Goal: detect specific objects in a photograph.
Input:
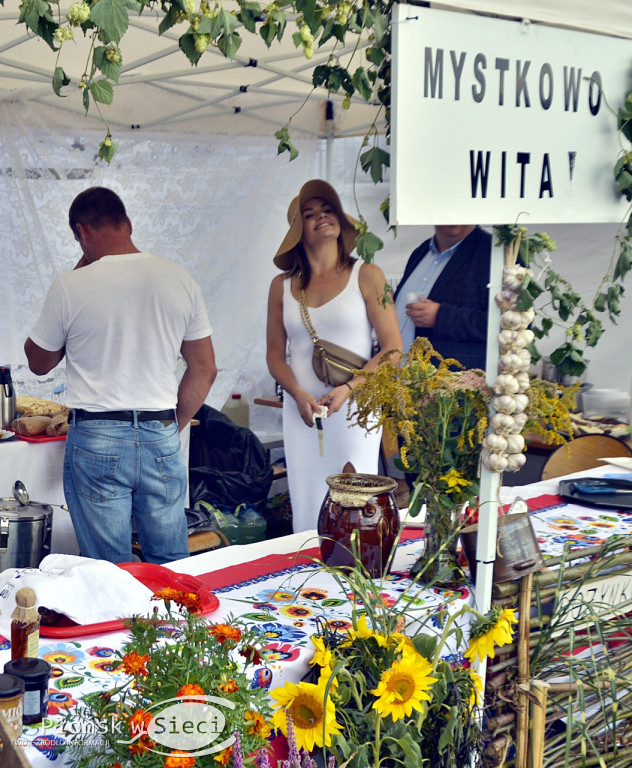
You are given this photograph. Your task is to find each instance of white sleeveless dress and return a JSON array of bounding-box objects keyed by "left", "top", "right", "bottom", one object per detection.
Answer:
[{"left": 282, "top": 259, "right": 382, "bottom": 533}]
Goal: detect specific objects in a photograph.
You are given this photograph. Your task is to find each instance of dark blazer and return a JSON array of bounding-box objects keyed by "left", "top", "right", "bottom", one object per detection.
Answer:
[{"left": 393, "top": 227, "right": 492, "bottom": 369}]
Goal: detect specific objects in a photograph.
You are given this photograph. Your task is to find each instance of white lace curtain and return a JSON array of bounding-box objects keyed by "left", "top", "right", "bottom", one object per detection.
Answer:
[{"left": 0, "top": 100, "right": 326, "bottom": 436}]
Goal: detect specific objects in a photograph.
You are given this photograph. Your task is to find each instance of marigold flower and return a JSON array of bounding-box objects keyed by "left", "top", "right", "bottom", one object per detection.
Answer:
[
  {"left": 210, "top": 624, "right": 242, "bottom": 644},
  {"left": 152, "top": 588, "right": 203, "bottom": 613},
  {"left": 245, "top": 710, "right": 272, "bottom": 739},
  {"left": 218, "top": 679, "right": 239, "bottom": 694},
  {"left": 165, "top": 750, "right": 195, "bottom": 768},
  {"left": 213, "top": 745, "right": 233, "bottom": 765},
  {"left": 128, "top": 708, "right": 152, "bottom": 738},
  {"left": 176, "top": 683, "right": 205, "bottom": 699},
  {"left": 128, "top": 734, "right": 153, "bottom": 755},
  {"left": 122, "top": 651, "right": 150, "bottom": 677}
]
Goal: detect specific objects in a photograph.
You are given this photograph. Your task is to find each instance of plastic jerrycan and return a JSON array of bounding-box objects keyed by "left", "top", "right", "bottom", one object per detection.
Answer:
[{"left": 221, "top": 393, "right": 250, "bottom": 429}]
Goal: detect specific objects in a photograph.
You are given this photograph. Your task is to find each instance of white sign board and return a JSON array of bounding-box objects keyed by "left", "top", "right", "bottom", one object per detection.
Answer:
[{"left": 391, "top": 6, "right": 632, "bottom": 225}]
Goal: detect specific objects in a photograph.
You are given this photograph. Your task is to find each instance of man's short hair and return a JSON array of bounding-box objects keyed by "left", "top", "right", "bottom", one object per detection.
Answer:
[{"left": 69, "top": 187, "right": 130, "bottom": 236}]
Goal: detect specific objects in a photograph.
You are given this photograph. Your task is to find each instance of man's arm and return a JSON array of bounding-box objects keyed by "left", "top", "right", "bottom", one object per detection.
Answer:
[
  {"left": 24, "top": 338, "right": 65, "bottom": 376},
  {"left": 176, "top": 337, "right": 217, "bottom": 431}
]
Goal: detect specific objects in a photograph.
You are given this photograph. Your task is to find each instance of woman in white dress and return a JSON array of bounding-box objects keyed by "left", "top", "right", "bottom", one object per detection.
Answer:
[{"left": 266, "top": 180, "right": 403, "bottom": 533}]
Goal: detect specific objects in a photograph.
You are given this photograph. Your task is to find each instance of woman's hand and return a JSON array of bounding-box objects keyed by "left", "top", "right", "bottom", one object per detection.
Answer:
[
  {"left": 294, "top": 389, "right": 325, "bottom": 427},
  {"left": 318, "top": 383, "right": 352, "bottom": 415}
]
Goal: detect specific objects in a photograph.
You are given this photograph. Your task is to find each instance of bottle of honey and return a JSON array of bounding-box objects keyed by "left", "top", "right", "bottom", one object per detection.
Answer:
[{"left": 11, "top": 587, "right": 40, "bottom": 660}]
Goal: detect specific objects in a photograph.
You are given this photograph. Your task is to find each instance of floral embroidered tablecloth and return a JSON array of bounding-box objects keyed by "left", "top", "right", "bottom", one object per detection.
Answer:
[
  {"left": 0, "top": 534, "right": 474, "bottom": 767},
  {"left": 4, "top": 492, "right": 632, "bottom": 767}
]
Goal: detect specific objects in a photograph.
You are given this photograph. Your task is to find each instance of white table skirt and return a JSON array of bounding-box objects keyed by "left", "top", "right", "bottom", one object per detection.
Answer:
[{"left": 0, "top": 425, "right": 192, "bottom": 557}]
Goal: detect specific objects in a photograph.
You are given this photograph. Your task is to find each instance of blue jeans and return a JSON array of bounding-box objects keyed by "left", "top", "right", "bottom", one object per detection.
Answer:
[{"left": 63, "top": 415, "right": 190, "bottom": 564}]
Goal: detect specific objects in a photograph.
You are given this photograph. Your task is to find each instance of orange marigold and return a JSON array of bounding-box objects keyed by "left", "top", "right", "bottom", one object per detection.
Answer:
[
  {"left": 122, "top": 651, "right": 150, "bottom": 677},
  {"left": 177, "top": 683, "right": 205, "bottom": 699},
  {"left": 164, "top": 750, "right": 195, "bottom": 768},
  {"left": 128, "top": 708, "right": 152, "bottom": 738},
  {"left": 218, "top": 679, "right": 238, "bottom": 694},
  {"left": 152, "top": 588, "right": 202, "bottom": 613},
  {"left": 210, "top": 624, "right": 242, "bottom": 644},
  {"left": 245, "top": 710, "right": 272, "bottom": 739},
  {"left": 128, "top": 735, "right": 154, "bottom": 755},
  {"left": 213, "top": 746, "right": 233, "bottom": 766}
]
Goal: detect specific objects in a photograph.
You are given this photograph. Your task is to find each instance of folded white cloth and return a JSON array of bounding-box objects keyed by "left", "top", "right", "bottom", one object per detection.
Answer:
[{"left": 0, "top": 554, "right": 154, "bottom": 634}]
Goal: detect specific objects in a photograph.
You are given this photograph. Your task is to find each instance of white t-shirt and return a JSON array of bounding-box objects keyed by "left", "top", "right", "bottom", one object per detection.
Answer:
[{"left": 29, "top": 252, "right": 212, "bottom": 411}]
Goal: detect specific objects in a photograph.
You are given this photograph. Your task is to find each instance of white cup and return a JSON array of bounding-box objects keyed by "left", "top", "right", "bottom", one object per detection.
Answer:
[{"left": 406, "top": 291, "right": 424, "bottom": 303}]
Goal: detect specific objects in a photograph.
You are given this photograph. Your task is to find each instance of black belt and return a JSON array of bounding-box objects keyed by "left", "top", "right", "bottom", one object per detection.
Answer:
[{"left": 71, "top": 409, "right": 176, "bottom": 422}]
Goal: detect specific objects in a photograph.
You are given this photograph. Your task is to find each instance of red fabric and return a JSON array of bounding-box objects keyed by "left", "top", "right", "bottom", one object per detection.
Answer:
[{"left": 196, "top": 528, "right": 425, "bottom": 591}]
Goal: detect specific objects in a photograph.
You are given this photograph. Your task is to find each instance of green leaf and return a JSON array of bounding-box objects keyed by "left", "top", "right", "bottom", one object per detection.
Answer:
[
  {"left": 259, "top": 19, "right": 277, "bottom": 47},
  {"left": 360, "top": 146, "right": 390, "bottom": 183},
  {"left": 373, "top": 11, "right": 388, "bottom": 43},
  {"left": 179, "top": 32, "right": 203, "bottom": 65},
  {"left": 90, "top": 0, "right": 130, "bottom": 44},
  {"left": 412, "top": 633, "right": 439, "bottom": 659},
  {"left": 550, "top": 344, "right": 586, "bottom": 377},
  {"left": 366, "top": 46, "right": 385, "bottom": 66},
  {"left": 352, "top": 66, "right": 372, "bottom": 101},
  {"left": 218, "top": 7, "right": 238, "bottom": 35},
  {"left": 94, "top": 48, "right": 122, "bottom": 81},
  {"left": 274, "top": 127, "right": 299, "bottom": 161},
  {"left": 52, "top": 66, "right": 71, "bottom": 96},
  {"left": 90, "top": 79, "right": 114, "bottom": 105},
  {"left": 356, "top": 230, "right": 383, "bottom": 262},
  {"left": 217, "top": 31, "right": 242, "bottom": 59},
  {"left": 82, "top": 86, "right": 90, "bottom": 112},
  {"left": 238, "top": 2, "right": 261, "bottom": 33},
  {"left": 158, "top": 3, "right": 179, "bottom": 35},
  {"left": 98, "top": 139, "right": 119, "bottom": 164}
]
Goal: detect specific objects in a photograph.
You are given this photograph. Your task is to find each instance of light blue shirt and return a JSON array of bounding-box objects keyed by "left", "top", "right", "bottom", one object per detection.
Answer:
[{"left": 395, "top": 237, "right": 464, "bottom": 353}]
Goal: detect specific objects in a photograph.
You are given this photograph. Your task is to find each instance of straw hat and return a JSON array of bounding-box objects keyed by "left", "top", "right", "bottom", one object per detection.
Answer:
[{"left": 273, "top": 179, "right": 359, "bottom": 270}]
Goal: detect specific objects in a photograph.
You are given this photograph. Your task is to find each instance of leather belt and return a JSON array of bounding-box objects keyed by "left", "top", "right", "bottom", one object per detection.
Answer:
[{"left": 71, "top": 409, "right": 176, "bottom": 422}]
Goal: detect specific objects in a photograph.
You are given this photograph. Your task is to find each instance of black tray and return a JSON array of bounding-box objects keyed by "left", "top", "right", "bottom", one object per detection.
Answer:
[{"left": 559, "top": 478, "right": 632, "bottom": 510}]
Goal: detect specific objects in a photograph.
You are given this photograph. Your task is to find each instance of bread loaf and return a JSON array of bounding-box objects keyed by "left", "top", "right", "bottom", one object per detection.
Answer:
[
  {"left": 17, "top": 396, "right": 69, "bottom": 418},
  {"left": 46, "top": 412, "right": 69, "bottom": 436},
  {"left": 12, "top": 415, "right": 53, "bottom": 436}
]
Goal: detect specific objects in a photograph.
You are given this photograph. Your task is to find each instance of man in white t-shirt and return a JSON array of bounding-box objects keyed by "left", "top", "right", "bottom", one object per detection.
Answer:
[{"left": 25, "top": 187, "right": 217, "bottom": 564}]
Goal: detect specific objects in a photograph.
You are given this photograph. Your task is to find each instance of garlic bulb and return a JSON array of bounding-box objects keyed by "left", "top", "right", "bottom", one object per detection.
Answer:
[
  {"left": 517, "top": 307, "right": 536, "bottom": 328},
  {"left": 498, "top": 353, "right": 524, "bottom": 373},
  {"left": 502, "top": 265, "right": 528, "bottom": 291},
  {"left": 510, "top": 412, "right": 529, "bottom": 433},
  {"left": 483, "top": 452, "right": 509, "bottom": 472},
  {"left": 505, "top": 452, "right": 527, "bottom": 471},
  {"left": 495, "top": 290, "right": 518, "bottom": 311},
  {"left": 492, "top": 395, "right": 517, "bottom": 414},
  {"left": 490, "top": 413, "right": 516, "bottom": 434},
  {"left": 515, "top": 371, "right": 531, "bottom": 390},
  {"left": 500, "top": 310, "right": 523, "bottom": 330},
  {"left": 512, "top": 393, "right": 530, "bottom": 413},
  {"left": 494, "top": 374, "right": 520, "bottom": 394},
  {"left": 505, "top": 434, "right": 525, "bottom": 453},
  {"left": 483, "top": 433, "right": 508, "bottom": 452}
]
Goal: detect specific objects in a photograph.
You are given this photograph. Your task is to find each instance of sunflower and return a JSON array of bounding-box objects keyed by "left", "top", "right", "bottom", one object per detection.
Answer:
[
  {"left": 309, "top": 635, "right": 332, "bottom": 669},
  {"left": 371, "top": 652, "right": 437, "bottom": 722},
  {"left": 341, "top": 615, "right": 388, "bottom": 648},
  {"left": 270, "top": 679, "right": 342, "bottom": 751},
  {"left": 465, "top": 606, "right": 518, "bottom": 663}
]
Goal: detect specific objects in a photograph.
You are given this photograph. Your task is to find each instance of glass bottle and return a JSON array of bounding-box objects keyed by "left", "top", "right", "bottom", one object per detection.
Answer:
[{"left": 11, "top": 587, "right": 40, "bottom": 660}]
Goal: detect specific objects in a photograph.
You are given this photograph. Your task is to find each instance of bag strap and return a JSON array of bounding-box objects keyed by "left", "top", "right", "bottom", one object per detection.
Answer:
[{"left": 299, "top": 289, "right": 320, "bottom": 343}]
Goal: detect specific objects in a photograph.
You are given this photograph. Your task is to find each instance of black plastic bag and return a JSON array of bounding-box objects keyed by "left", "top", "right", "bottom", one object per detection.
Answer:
[{"left": 189, "top": 405, "right": 273, "bottom": 516}]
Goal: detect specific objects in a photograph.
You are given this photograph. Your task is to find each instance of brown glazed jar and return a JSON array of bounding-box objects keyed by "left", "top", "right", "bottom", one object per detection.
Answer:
[{"left": 317, "top": 473, "right": 400, "bottom": 578}]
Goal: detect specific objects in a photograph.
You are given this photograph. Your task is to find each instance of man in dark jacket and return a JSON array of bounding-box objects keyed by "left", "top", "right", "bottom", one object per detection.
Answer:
[{"left": 393, "top": 225, "right": 492, "bottom": 369}]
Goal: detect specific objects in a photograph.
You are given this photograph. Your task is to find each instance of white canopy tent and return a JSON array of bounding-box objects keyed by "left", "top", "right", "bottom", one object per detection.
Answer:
[{"left": 0, "top": 1, "right": 631, "bottom": 442}]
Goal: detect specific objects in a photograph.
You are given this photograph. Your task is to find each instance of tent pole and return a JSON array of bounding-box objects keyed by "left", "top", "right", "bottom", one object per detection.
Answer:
[
  {"left": 324, "top": 100, "right": 335, "bottom": 182},
  {"left": 475, "top": 235, "right": 504, "bottom": 611}
]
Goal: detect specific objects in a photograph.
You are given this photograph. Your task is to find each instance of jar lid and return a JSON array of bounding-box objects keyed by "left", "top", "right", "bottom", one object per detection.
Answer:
[
  {"left": 0, "top": 673, "right": 26, "bottom": 697},
  {"left": 4, "top": 659, "right": 52, "bottom": 683}
]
